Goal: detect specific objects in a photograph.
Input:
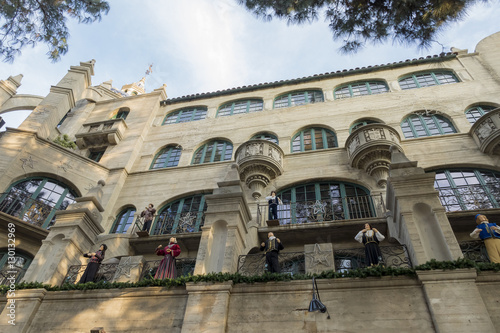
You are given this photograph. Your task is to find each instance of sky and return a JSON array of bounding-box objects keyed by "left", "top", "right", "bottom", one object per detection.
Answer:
[{"left": 1, "top": 0, "right": 500, "bottom": 130}]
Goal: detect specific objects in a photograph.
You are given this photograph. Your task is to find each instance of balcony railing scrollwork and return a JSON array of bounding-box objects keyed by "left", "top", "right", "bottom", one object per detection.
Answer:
[
  {"left": 459, "top": 241, "right": 490, "bottom": 263},
  {"left": 139, "top": 258, "right": 197, "bottom": 280},
  {"left": 61, "top": 263, "right": 119, "bottom": 285},
  {"left": 0, "top": 192, "right": 57, "bottom": 228},
  {"left": 437, "top": 184, "right": 500, "bottom": 212},
  {"left": 151, "top": 211, "right": 205, "bottom": 235},
  {"left": 470, "top": 107, "right": 500, "bottom": 156},
  {"left": 237, "top": 252, "right": 306, "bottom": 276}
]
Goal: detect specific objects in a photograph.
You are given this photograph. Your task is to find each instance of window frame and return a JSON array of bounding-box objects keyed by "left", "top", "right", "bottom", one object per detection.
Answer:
[
  {"left": 399, "top": 71, "right": 459, "bottom": 90},
  {"left": 465, "top": 105, "right": 497, "bottom": 124},
  {"left": 162, "top": 107, "right": 208, "bottom": 125},
  {"left": 291, "top": 127, "right": 337, "bottom": 153},
  {"left": 150, "top": 145, "right": 182, "bottom": 169},
  {"left": 110, "top": 207, "right": 136, "bottom": 234},
  {"left": 216, "top": 99, "right": 264, "bottom": 117},
  {"left": 251, "top": 133, "right": 279, "bottom": 144},
  {"left": 401, "top": 113, "right": 457, "bottom": 139},
  {"left": 273, "top": 90, "right": 324, "bottom": 109},
  {"left": 191, "top": 140, "right": 233, "bottom": 165},
  {"left": 334, "top": 81, "right": 389, "bottom": 99}
]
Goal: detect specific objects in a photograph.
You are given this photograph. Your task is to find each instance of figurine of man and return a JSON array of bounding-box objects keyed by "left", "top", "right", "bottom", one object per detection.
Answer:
[
  {"left": 470, "top": 214, "right": 500, "bottom": 263},
  {"left": 141, "top": 203, "right": 156, "bottom": 233},
  {"left": 260, "top": 232, "right": 284, "bottom": 273}
]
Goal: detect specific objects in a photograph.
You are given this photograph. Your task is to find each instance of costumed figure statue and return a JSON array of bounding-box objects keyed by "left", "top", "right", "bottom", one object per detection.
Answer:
[
  {"left": 355, "top": 223, "right": 385, "bottom": 267},
  {"left": 141, "top": 203, "right": 156, "bottom": 232},
  {"left": 78, "top": 244, "right": 107, "bottom": 283},
  {"left": 470, "top": 214, "right": 500, "bottom": 263},
  {"left": 260, "top": 232, "right": 284, "bottom": 273},
  {"left": 265, "top": 191, "right": 283, "bottom": 220},
  {"left": 154, "top": 237, "right": 181, "bottom": 279}
]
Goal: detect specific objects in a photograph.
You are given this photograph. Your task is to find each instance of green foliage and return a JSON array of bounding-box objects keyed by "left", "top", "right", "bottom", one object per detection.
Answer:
[
  {"left": 0, "top": 0, "right": 110, "bottom": 62},
  {"left": 2, "top": 259, "right": 499, "bottom": 295},
  {"left": 237, "top": 0, "right": 484, "bottom": 53},
  {"left": 53, "top": 134, "right": 77, "bottom": 149}
]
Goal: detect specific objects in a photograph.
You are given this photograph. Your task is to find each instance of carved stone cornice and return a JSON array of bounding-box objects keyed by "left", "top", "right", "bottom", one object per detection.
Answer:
[
  {"left": 470, "top": 107, "right": 500, "bottom": 156},
  {"left": 235, "top": 139, "right": 284, "bottom": 198},
  {"left": 345, "top": 124, "right": 404, "bottom": 187}
]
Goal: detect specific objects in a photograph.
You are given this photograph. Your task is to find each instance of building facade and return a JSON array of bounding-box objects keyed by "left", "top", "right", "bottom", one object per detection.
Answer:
[{"left": 0, "top": 31, "right": 500, "bottom": 332}]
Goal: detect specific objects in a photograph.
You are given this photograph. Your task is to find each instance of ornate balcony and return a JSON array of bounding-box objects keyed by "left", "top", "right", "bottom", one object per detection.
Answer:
[
  {"left": 235, "top": 139, "right": 284, "bottom": 199},
  {"left": 345, "top": 124, "right": 403, "bottom": 187},
  {"left": 470, "top": 107, "right": 500, "bottom": 155},
  {"left": 75, "top": 118, "right": 127, "bottom": 149}
]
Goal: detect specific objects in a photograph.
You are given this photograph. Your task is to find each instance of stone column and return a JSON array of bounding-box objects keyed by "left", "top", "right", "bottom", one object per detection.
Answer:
[
  {"left": 304, "top": 243, "right": 335, "bottom": 274},
  {"left": 22, "top": 181, "right": 105, "bottom": 286},
  {"left": 0, "top": 288, "right": 46, "bottom": 333},
  {"left": 0, "top": 74, "right": 22, "bottom": 107},
  {"left": 18, "top": 60, "right": 95, "bottom": 139},
  {"left": 194, "top": 164, "right": 252, "bottom": 275},
  {"left": 386, "top": 149, "right": 463, "bottom": 265},
  {"left": 418, "top": 269, "right": 496, "bottom": 333},
  {"left": 181, "top": 281, "right": 233, "bottom": 333},
  {"left": 112, "top": 256, "right": 146, "bottom": 283}
]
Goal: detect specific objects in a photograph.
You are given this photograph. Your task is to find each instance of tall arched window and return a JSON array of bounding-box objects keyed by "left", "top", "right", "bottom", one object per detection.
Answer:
[
  {"left": 0, "top": 177, "right": 77, "bottom": 229},
  {"left": 276, "top": 182, "right": 374, "bottom": 224},
  {"left": 150, "top": 145, "right": 182, "bottom": 169},
  {"left": 291, "top": 127, "right": 337, "bottom": 152},
  {"left": 401, "top": 113, "right": 456, "bottom": 139},
  {"left": 217, "top": 99, "right": 263, "bottom": 117},
  {"left": 163, "top": 107, "right": 207, "bottom": 125},
  {"left": 433, "top": 169, "right": 500, "bottom": 212},
  {"left": 334, "top": 81, "right": 388, "bottom": 99},
  {"left": 399, "top": 71, "right": 458, "bottom": 90},
  {"left": 0, "top": 252, "right": 33, "bottom": 285},
  {"left": 110, "top": 207, "right": 136, "bottom": 234},
  {"left": 251, "top": 133, "right": 279, "bottom": 144},
  {"left": 192, "top": 140, "right": 233, "bottom": 164},
  {"left": 465, "top": 105, "right": 497, "bottom": 124},
  {"left": 152, "top": 194, "right": 209, "bottom": 235},
  {"left": 274, "top": 90, "right": 324, "bottom": 109}
]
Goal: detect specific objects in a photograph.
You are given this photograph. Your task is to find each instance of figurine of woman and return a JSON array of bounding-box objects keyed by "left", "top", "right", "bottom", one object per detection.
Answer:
[
  {"left": 78, "top": 244, "right": 107, "bottom": 283},
  {"left": 354, "top": 223, "right": 385, "bottom": 266},
  {"left": 154, "top": 237, "right": 181, "bottom": 279}
]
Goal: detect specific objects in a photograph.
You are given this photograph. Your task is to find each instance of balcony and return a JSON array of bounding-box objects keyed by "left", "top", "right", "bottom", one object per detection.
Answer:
[
  {"left": 235, "top": 139, "right": 284, "bottom": 199},
  {"left": 345, "top": 124, "right": 403, "bottom": 187},
  {"left": 437, "top": 184, "right": 500, "bottom": 212},
  {"left": 75, "top": 118, "right": 127, "bottom": 149},
  {"left": 0, "top": 192, "right": 58, "bottom": 229},
  {"left": 470, "top": 107, "right": 500, "bottom": 155}
]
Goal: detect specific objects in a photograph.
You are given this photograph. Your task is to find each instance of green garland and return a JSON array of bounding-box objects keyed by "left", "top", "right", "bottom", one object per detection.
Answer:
[{"left": 1, "top": 259, "right": 498, "bottom": 295}]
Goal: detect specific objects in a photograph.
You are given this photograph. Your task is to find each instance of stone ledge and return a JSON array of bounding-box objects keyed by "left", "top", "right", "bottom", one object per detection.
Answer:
[{"left": 417, "top": 268, "right": 478, "bottom": 282}]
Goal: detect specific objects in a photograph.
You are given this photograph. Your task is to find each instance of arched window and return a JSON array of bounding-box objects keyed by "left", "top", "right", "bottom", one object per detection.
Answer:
[
  {"left": 192, "top": 140, "right": 233, "bottom": 164},
  {"left": 152, "top": 194, "right": 209, "bottom": 235},
  {"left": 0, "top": 251, "right": 32, "bottom": 285},
  {"left": 465, "top": 105, "right": 497, "bottom": 124},
  {"left": 0, "top": 177, "right": 77, "bottom": 229},
  {"left": 433, "top": 169, "right": 500, "bottom": 212},
  {"left": 111, "top": 107, "right": 130, "bottom": 120},
  {"left": 110, "top": 207, "right": 136, "bottom": 234},
  {"left": 274, "top": 90, "right": 324, "bottom": 109},
  {"left": 399, "top": 71, "right": 459, "bottom": 90},
  {"left": 150, "top": 145, "right": 182, "bottom": 169},
  {"left": 276, "top": 182, "right": 374, "bottom": 224},
  {"left": 163, "top": 107, "right": 207, "bottom": 125},
  {"left": 291, "top": 127, "right": 337, "bottom": 152},
  {"left": 349, "top": 119, "right": 382, "bottom": 133},
  {"left": 401, "top": 113, "right": 456, "bottom": 139},
  {"left": 334, "top": 81, "right": 388, "bottom": 99},
  {"left": 251, "top": 133, "right": 279, "bottom": 144},
  {"left": 217, "top": 99, "right": 263, "bottom": 117}
]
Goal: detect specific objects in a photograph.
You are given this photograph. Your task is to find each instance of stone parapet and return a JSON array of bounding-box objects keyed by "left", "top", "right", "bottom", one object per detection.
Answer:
[{"left": 470, "top": 107, "right": 500, "bottom": 155}]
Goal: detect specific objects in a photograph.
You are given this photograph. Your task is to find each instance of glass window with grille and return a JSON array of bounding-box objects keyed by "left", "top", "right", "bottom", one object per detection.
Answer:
[
  {"left": 251, "top": 133, "right": 279, "bottom": 144},
  {"left": 0, "top": 252, "right": 32, "bottom": 285},
  {"left": 110, "top": 207, "right": 136, "bottom": 234},
  {"left": 88, "top": 149, "right": 105, "bottom": 162},
  {"left": 349, "top": 120, "right": 381, "bottom": 133},
  {"left": 163, "top": 107, "right": 208, "bottom": 125},
  {"left": 275, "top": 182, "right": 374, "bottom": 224},
  {"left": 401, "top": 113, "right": 457, "bottom": 139},
  {"left": 192, "top": 140, "right": 233, "bottom": 164},
  {"left": 399, "top": 71, "right": 458, "bottom": 90},
  {"left": 291, "top": 127, "right": 337, "bottom": 152},
  {"left": 152, "top": 194, "right": 208, "bottom": 235},
  {"left": 433, "top": 169, "right": 500, "bottom": 212},
  {"left": 150, "top": 146, "right": 182, "bottom": 169},
  {"left": 465, "top": 105, "right": 497, "bottom": 124},
  {"left": 217, "top": 99, "right": 263, "bottom": 117},
  {"left": 334, "top": 81, "right": 388, "bottom": 99},
  {"left": 274, "top": 90, "right": 324, "bottom": 109},
  {"left": 0, "top": 178, "right": 77, "bottom": 229}
]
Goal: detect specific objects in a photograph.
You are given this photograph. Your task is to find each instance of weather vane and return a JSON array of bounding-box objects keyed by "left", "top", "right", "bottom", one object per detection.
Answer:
[{"left": 145, "top": 63, "right": 153, "bottom": 76}]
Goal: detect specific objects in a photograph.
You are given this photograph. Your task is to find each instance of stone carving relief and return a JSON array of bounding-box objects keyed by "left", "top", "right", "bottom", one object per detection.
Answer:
[
  {"left": 475, "top": 118, "right": 497, "bottom": 142},
  {"left": 58, "top": 161, "right": 73, "bottom": 172},
  {"left": 245, "top": 142, "right": 263, "bottom": 157},
  {"left": 114, "top": 257, "right": 140, "bottom": 279},
  {"left": 305, "top": 243, "right": 331, "bottom": 268},
  {"left": 20, "top": 155, "right": 36, "bottom": 172},
  {"left": 349, "top": 136, "right": 360, "bottom": 154},
  {"left": 364, "top": 128, "right": 386, "bottom": 141},
  {"left": 268, "top": 146, "right": 282, "bottom": 164}
]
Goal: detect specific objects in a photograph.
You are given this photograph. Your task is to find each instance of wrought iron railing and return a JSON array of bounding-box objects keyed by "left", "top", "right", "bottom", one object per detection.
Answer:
[
  {"left": 0, "top": 192, "right": 56, "bottom": 228},
  {"left": 459, "top": 241, "right": 490, "bottom": 263},
  {"left": 257, "top": 194, "right": 385, "bottom": 225},
  {"left": 61, "top": 263, "right": 119, "bottom": 285},
  {"left": 438, "top": 184, "right": 500, "bottom": 212},
  {"left": 150, "top": 211, "right": 205, "bottom": 235},
  {"left": 139, "top": 258, "right": 197, "bottom": 280},
  {"left": 237, "top": 245, "right": 411, "bottom": 276},
  {"left": 0, "top": 267, "right": 28, "bottom": 285},
  {"left": 237, "top": 252, "right": 306, "bottom": 276}
]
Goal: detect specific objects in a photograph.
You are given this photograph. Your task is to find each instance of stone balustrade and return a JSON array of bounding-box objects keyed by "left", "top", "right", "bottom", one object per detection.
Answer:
[
  {"left": 345, "top": 124, "right": 403, "bottom": 187},
  {"left": 75, "top": 118, "right": 127, "bottom": 149},
  {"left": 470, "top": 107, "right": 500, "bottom": 155},
  {"left": 235, "top": 139, "right": 284, "bottom": 198}
]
